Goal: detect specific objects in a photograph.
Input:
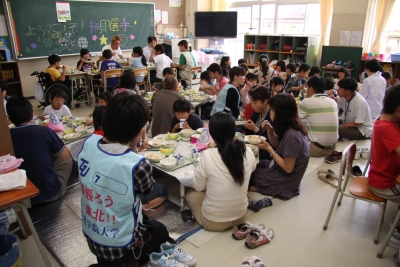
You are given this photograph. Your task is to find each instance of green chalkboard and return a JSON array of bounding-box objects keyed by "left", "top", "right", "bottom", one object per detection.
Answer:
[{"left": 5, "top": 0, "right": 155, "bottom": 59}]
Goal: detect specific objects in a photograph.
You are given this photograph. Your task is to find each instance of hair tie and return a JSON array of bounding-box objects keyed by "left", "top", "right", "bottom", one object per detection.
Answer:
[{"left": 261, "top": 58, "right": 268, "bottom": 63}]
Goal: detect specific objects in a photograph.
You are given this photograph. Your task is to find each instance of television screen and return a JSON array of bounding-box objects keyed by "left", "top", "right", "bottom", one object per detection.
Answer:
[{"left": 194, "top": 12, "right": 238, "bottom": 38}]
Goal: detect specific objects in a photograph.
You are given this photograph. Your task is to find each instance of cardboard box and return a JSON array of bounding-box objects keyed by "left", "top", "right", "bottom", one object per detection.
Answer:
[{"left": 0, "top": 49, "right": 11, "bottom": 61}]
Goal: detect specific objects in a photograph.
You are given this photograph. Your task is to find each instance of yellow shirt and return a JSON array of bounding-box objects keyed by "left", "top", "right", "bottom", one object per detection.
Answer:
[{"left": 45, "top": 67, "right": 61, "bottom": 81}]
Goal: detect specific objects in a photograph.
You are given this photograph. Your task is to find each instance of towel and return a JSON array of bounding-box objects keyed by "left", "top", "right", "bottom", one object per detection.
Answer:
[{"left": 0, "top": 170, "right": 27, "bottom": 192}]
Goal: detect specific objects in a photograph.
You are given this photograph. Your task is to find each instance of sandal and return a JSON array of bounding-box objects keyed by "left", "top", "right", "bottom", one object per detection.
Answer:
[
  {"left": 251, "top": 256, "right": 266, "bottom": 267},
  {"left": 318, "top": 174, "right": 338, "bottom": 187},
  {"left": 245, "top": 228, "right": 274, "bottom": 249},
  {"left": 318, "top": 169, "right": 336, "bottom": 176},
  {"left": 240, "top": 257, "right": 252, "bottom": 267},
  {"left": 232, "top": 222, "right": 265, "bottom": 240}
]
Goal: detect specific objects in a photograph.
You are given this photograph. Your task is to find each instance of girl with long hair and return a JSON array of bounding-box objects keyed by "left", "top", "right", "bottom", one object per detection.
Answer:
[
  {"left": 130, "top": 46, "right": 147, "bottom": 83},
  {"left": 254, "top": 54, "right": 276, "bottom": 87},
  {"left": 220, "top": 56, "right": 232, "bottom": 78},
  {"left": 250, "top": 94, "right": 310, "bottom": 200},
  {"left": 186, "top": 112, "right": 256, "bottom": 231}
]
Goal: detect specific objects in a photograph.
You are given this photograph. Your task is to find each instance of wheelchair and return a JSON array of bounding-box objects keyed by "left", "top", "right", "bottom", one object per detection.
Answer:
[{"left": 31, "top": 71, "right": 81, "bottom": 109}]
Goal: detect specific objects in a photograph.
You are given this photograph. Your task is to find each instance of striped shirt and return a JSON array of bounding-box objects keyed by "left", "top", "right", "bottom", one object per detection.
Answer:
[{"left": 298, "top": 94, "right": 339, "bottom": 146}]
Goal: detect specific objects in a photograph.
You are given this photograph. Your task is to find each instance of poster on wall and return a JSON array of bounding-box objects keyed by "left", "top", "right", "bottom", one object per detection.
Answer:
[
  {"left": 169, "top": 0, "right": 183, "bottom": 8},
  {"left": 56, "top": 2, "right": 71, "bottom": 22}
]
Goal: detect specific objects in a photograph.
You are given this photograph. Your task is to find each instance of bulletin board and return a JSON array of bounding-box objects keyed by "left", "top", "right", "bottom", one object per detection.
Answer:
[{"left": 3, "top": 0, "right": 155, "bottom": 59}]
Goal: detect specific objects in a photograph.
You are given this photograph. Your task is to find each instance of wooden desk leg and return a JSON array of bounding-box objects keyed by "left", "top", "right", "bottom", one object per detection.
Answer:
[
  {"left": 13, "top": 203, "right": 52, "bottom": 267},
  {"left": 180, "top": 183, "right": 185, "bottom": 211}
]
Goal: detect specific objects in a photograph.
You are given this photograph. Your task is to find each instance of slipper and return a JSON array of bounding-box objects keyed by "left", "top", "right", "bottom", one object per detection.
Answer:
[
  {"left": 240, "top": 257, "right": 252, "bottom": 267},
  {"left": 318, "top": 169, "right": 336, "bottom": 176},
  {"left": 318, "top": 173, "right": 338, "bottom": 187}
]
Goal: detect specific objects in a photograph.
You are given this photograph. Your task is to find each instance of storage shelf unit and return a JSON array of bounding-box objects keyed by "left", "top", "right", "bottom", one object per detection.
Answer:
[
  {"left": 243, "top": 35, "right": 318, "bottom": 67},
  {"left": 0, "top": 61, "right": 23, "bottom": 97}
]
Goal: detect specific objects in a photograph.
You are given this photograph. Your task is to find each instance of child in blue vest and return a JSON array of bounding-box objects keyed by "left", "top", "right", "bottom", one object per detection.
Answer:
[{"left": 78, "top": 92, "right": 168, "bottom": 266}]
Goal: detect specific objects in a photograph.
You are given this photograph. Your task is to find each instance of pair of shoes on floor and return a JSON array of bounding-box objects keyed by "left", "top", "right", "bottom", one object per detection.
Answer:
[
  {"left": 148, "top": 243, "right": 196, "bottom": 267},
  {"left": 240, "top": 256, "right": 266, "bottom": 267},
  {"left": 355, "top": 146, "right": 370, "bottom": 160},
  {"left": 232, "top": 222, "right": 274, "bottom": 249},
  {"left": 318, "top": 169, "right": 339, "bottom": 187},
  {"left": 324, "top": 151, "right": 342, "bottom": 164}
]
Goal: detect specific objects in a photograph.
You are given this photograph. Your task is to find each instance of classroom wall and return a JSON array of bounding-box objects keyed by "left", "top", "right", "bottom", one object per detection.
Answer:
[
  {"left": 329, "top": 0, "right": 369, "bottom": 46},
  {"left": 1, "top": 0, "right": 186, "bottom": 97}
]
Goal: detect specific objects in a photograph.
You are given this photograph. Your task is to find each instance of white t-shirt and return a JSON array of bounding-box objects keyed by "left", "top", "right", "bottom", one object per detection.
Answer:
[
  {"left": 43, "top": 105, "right": 72, "bottom": 119},
  {"left": 142, "top": 45, "right": 152, "bottom": 63},
  {"left": 337, "top": 93, "right": 373, "bottom": 137},
  {"left": 102, "top": 44, "right": 122, "bottom": 61},
  {"left": 153, "top": 54, "right": 173, "bottom": 79},
  {"left": 359, "top": 71, "right": 386, "bottom": 122},
  {"left": 193, "top": 147, "right": 256, "bottom": 222}
]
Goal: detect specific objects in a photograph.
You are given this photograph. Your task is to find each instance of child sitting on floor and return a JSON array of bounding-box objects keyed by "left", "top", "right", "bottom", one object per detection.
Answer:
[
  {"left": 114, "top": 71, "right": 140, "bottom": 95},
  {"left": 199, "top": 71, "right": 214, "bottom": 91},
  {"left": 92, "top": 106, "right": 106, "bottom": 136},
  {"left": 151, "top": 67, "right": 175, "bottom": 91},
  {"left": 100, "top": 49, "right": 122, "bottom": 93},
  {"left": 39, "top": 88, "right": 72, "bottom": 120},
  {"left": 170, "top": 98, "right": 203, "bottom": 133}
]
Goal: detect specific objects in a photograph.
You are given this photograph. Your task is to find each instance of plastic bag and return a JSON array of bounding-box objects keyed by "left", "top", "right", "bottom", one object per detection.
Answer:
[{"left": 34, "top": 82, "right": 44, "bottom": 102}]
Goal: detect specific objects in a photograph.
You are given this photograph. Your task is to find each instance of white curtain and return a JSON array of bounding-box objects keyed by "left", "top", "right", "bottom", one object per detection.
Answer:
[
  {"left": 370, "top": 0, "right": 396, "bottom": 53},
  {"left": 318, "top": 0, "right": 334, "bottom": 60},
  {"left": 212, "top": 0, "right": 227, "bottom": 11}
]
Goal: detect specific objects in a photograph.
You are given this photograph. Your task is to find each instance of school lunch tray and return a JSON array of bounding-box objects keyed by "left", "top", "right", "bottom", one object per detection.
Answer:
[
  {"left": 62, "top": 131, "right": 91, "bottom": 144},
  {"left": 152, "top": 158, "right": 193, "bottom": 172}
]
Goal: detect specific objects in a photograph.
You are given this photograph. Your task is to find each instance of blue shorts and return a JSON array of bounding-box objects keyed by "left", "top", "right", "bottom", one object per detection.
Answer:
[{"left": 140, "top": 183, "right": 168, "bottom": 204}]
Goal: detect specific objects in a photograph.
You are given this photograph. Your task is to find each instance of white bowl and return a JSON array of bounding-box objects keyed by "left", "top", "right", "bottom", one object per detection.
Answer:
[
  {"left": 162, "top": 141, "right": 177, "bottom": 148},
  {"left": 75, "top": 126, "right": 87, "bottom": 133},
  {"left": 149, "top": 140, "right": 163, "bottom": 147},
  {"left": 191, "top": 134, "right": 201, "bottom": 139},
  {"left": 74, "top": 117, "right": 88, "bottom": 123},
  {"left": 153, "top": 135, "right": 165, "bottom": 141},
  {"left": 160, "top": 158, "right": 177, "bottom": 169},
  {"left": 144, "top": 152, "right": 165, "bottom": 162},
  {"left": 43, "top": 119, "right": 49, "bottom": 124},
  {"left": 181, "top": 129, "right": 194, "bottom": 137},
  {"left": 245, "top": 135, "right": 266, "bottom": 144}
]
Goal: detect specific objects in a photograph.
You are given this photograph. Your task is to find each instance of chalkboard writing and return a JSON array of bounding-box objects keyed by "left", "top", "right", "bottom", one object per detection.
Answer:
[{"left": 5, "top": 0, "right": 155, "bottom": 59}]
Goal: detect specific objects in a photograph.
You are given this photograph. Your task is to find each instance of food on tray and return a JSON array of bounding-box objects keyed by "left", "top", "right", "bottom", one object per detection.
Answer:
[
  {"left": 149, "top": 140, "right": 163, "bottom": 147},
  {"left": 144, "top": 152, "right": 165, "bottom": 160},
  {"left": 160, "top": 147, "right": 174, "bottom": 155},
  {"left": 64, "top": 133, "right": 81, "bottom": 140},
  {"left": 75, "top": 126, "right": 87, "bottom": 133},
  {"left": 63, "top": 128, "right": 74, "bottom": 135}
]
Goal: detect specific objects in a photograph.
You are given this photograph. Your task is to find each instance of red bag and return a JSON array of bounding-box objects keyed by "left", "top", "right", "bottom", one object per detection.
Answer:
[
  {"left": 282, "top": 44, "right": 293, "bottom": 52},
  {"left": 258, "top": 43, "right": 267, "bottom": 50}
]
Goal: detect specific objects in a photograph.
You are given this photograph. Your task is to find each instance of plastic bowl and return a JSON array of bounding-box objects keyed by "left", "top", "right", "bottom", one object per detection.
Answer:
[
  {"left": 181, "top": 129, "right": 194, "bottom": 137},
  {"left": 245, "top": 135, "right": 266, "bottom": 144},
  {"left": 160, "top": 158, "right": 177, "bottom": 169},
  {"left": 162, "top": 141, "right": 177, "bottom": 149},
  {"left": 144, "top": 152, "right": 165, "bottom": 162},
  {"left": 75, "top": 126, "right": 87, "bottom": 133}
]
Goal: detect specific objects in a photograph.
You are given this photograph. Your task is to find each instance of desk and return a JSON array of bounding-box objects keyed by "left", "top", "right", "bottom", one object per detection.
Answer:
[
  {"left": 0, "top": 178, "right": 52, "bottom": 266},
  {"left": 140, "top": 140, "right": 197, "bottom": 210},
  {"left": 322, "top": 67, "right": 355, "bottom": 78},
  {"left": 65, "top": 72, "right": 91, "bottom": 108}
]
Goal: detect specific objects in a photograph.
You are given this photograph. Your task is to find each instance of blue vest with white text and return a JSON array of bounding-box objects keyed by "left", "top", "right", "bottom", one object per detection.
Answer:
[{"left": 78, "top": 134, "right": 144, "bottom": 247}]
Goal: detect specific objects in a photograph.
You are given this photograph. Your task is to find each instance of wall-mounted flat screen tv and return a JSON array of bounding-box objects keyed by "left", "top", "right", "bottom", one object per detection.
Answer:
[{"left": 194, "top": 11, "right": 238, "bottom": 38}]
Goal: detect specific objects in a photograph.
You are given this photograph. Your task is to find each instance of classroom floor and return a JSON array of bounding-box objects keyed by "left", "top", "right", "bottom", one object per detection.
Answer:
[{"left": 20, "top": 98, "right": 397, "bottom": 267}]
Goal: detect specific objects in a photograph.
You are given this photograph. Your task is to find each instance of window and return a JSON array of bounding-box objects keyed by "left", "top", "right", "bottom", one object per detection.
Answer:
[
  {"left": 260, "top": 4, "right": 275, "bottom": 34},
  {"left": 383, "top": 1, "right": 400, "bottom": 54}
]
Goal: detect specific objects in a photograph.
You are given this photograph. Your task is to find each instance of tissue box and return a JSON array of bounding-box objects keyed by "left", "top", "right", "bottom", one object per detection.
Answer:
[
  {"left": 191, "top": 148, "right": 201, "bottom": 160},
  {"left": 0, "top": 49, "right": 11, "bottom": 61}
]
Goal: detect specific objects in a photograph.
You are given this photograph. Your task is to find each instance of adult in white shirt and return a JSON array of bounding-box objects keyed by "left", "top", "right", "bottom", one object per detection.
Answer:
[
  {"left": 328, "top": 77, "right": 372, "bottom": 140},
  {"left": 149, "top": 44, "right": 173, "bottom": 83},
  {"left": 185, "top": 112, "right": 256, "bottom": 231},
  {"left": 98, "top": 36, "right": 123, "bottom": 66},
  {"left": 359, "top": 59, "right": 386, "bottom": 122},
  {"left": 143, "top": 36, "right": 157, "bottom": 63}
]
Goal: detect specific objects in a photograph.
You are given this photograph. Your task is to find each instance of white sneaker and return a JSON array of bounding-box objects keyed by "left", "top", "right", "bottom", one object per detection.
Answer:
[
  {"left": 148, "top": 251, "right": 187, "bottom": 267},
  {"left": 160, "top": 243, "right": 196, "bottom": 267}
]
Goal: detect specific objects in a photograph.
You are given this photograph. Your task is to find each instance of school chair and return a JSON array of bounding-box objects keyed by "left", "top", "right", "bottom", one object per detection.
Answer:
[
  {"left": 323, "top": 143, "right": 387, "bottom": 244},
  {"left": 183, "top": 66, "right": 202, "bottom": 88},
  {"left": 134, "top": 68, "right": 151, "bottom": 92},
  {"left": 103, "top": 68, "right": 124, "bottom": 92}
]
